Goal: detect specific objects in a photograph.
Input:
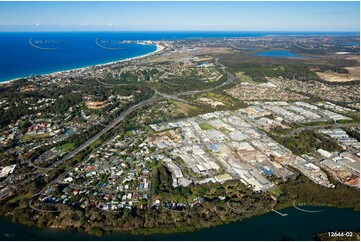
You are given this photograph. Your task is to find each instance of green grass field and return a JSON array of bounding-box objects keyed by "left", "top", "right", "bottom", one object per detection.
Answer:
[
  {"left": 58, "top": 143, "right": 75, "bottom": 152},
  {"left": 9, "top": 193, "right": 33, "bottom": 203},
  {"left": 199, "top": 122, "right": 214, "bottom": 130},
  {"left": 21, "top": 132, "right": 51, "bottom": 141}
]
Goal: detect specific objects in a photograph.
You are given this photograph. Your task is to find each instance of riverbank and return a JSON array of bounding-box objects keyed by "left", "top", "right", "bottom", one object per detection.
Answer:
[
  {"left": 0, "top": 42, "right": 164, "bottom": 86},
  {"left": 0, "top": 206, "right": 359, "bottom": 241},
  {"left": 4, "top": 196, "right": 359, "bottom": 238},
  {"left": 2, "top": 172, "right": 359, "bottom": 238}
]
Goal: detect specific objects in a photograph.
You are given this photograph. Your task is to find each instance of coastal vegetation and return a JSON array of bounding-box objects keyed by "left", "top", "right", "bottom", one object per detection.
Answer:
[
  {"left": 0, "top": 34, "right": 359, "bottom": 239},
  {"left": 227, "top": 63, "right": 319, "bottom": 83},
  {"left": 275, "top": 172, "right": 360, "bottom": 211},
  {"left": 1, "top": 169, "right": 359, "bottom": 237}
]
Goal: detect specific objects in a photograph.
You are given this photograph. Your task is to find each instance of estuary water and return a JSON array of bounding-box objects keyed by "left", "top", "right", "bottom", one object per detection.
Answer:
[
  {"left": 254, "top": 50, "right": 304, "bottom": 58},
  {"left": 0, "top": 206, "right": 359, "bottom": 241}
]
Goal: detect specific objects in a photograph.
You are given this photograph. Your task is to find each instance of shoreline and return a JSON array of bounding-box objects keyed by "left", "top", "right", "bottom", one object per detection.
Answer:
[
  {"left": 0, "top": 205, "right": 359, "bottom": 239},
  {"left": 0, "top": 42, "right": 165, "bottom": 86}
]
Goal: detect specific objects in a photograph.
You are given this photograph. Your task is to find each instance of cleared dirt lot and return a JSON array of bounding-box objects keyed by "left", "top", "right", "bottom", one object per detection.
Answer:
[
  {"left": 85, "top": 100, "right": 109, "bottom": 109},
  {"left": 316, "top": 65, "right": 360, "bottom": 82}
]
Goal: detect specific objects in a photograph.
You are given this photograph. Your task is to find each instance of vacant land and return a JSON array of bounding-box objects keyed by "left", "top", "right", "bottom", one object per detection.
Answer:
[
  {"left": 316, "top": 66, "right": 360, "bottom": 82},
  {"left": 21, "top": 132, "right": 51, "bottom": 141},
  {"left": 235, "top": 72, "right": 257, "bottom": 84},
  {"left": 198, "top": 122, "right": 213, "bottom": 130},
  {"left": 85, "top": 101, "right": 109, "bottom": 109},
  {"left": 171, "top": 100, "right": 199, "bottom": 116}
]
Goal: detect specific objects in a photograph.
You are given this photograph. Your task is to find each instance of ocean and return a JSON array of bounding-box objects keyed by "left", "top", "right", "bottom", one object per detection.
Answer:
[
  {"left": 0, "top": 31, "right": 358, "bottom": 82},
  {"left": 0, "top": 32, "right": 158, "bottom": 82}
]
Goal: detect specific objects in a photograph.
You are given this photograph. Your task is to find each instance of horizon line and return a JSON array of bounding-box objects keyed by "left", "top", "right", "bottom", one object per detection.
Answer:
[{"left": 0, "top": 30, "right": 360, "bottom": 33}]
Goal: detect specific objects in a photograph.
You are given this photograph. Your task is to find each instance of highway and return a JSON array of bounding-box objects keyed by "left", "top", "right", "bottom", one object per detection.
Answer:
[
  {"left": 54, "top": 94, "right": 160, "bottom": 169},
  {"left": 175, "top": 58, "right": 237, "bottom": 97},
  {"left": 41, "top": 61, "right": 225, "bottom": 186},
  {"left": 2, "top": 94, "right": 162, "bottom": 198},
  {"left": 2, "top": 59, "right": 238, "bottom": 203},
  {"left": 271, "top": 122, "right": 359, "bottom": 138},
  {"left": 35, "top": 94, "right": 163, "bottom": 195}
]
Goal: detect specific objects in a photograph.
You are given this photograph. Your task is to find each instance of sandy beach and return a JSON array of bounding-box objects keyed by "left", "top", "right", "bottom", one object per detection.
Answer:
[{"left": 0, "top": 42, "right": 165, "bottom": 86}]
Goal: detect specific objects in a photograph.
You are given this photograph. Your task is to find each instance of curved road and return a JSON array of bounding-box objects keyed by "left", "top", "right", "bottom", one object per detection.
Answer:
[{"left": 3, "top": 59, "right": 238, "bottom": 207}]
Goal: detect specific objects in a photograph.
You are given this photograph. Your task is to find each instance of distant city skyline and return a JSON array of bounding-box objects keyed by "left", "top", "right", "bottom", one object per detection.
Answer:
[{"left": 0, "top": 1, "right": 359, "bottom": 32}]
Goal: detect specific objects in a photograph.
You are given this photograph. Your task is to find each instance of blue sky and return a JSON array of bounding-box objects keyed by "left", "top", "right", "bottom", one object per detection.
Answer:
[{"left": 0, "top": 1, "right": 359, "bottom": 32}]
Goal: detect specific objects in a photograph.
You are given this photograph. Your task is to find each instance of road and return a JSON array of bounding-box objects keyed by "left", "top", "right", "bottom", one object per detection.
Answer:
[
  {"left": 150, "top": 58, "right": 237, "bottom": 103},
  {"left": 147, "top": 169, "right": 156, "bottom": 210},
  {"left": 36, "top": 94, "right": 163, "bottom": 195},
  {"left": 2, "top": 94, "right": 162, "bottom": 198},
  {"left": 52, "top": 58, "right": 235, "bottom": 176},
  {"left": 56, "top": 95, "right": 159, "bottom": 164},
  {"left": 2, "top": 59, "right": 238, "bottom": 202},
  {"left": 43, "top": 60, "right": 235, "bottom": 202},
  {"left": 271, "top": 122, "right": 359, "bottom": 138},
  {"left": 175, "top": 58, "right": 237, "bottom": 97}
]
